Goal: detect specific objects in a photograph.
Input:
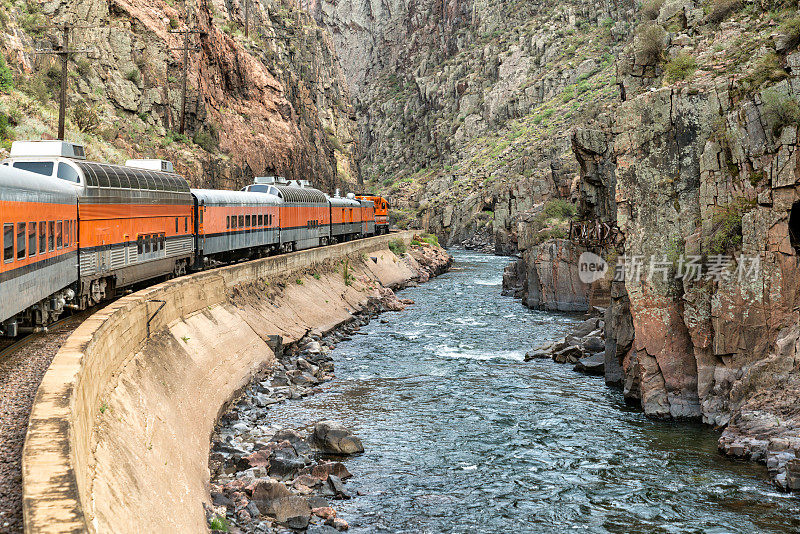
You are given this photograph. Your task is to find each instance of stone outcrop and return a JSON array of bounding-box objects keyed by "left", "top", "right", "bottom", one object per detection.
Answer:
[
  {"left": 315, "top": 0, "right": 637, "bottom": 249},
  {"left": 502, "top": 239, "right": 589, "bottom": 312},
  {"left": 561, "top": 5, "right": 800, "bottom": 489},
  {"left": 1, "top": 0, "right": 359, "bottom": 191}
]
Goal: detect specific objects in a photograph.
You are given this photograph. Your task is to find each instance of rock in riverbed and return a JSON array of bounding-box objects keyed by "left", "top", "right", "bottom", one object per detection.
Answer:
[{"left": 312, "top": 422, "right": 365, "bottom": 454}]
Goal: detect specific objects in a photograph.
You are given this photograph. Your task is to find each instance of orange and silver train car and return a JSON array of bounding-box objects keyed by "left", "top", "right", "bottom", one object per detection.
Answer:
[
  {"left": 355, "top": 194, "right": 390, "bottom": 234},
  {"left": 242, "top": 177, "right": 332, "bottom": 250},
  {"left": 329, "top": 193, "right": 363, "bottom": 243},
  {"left": 0, "top": 163, "right": 79, "bottom": 335},
  {"left": 3, "top": 141, "right": 194, "bottom": 309},
  {"left": 191, "top": 188, "right": 281, "bottom": 264}
]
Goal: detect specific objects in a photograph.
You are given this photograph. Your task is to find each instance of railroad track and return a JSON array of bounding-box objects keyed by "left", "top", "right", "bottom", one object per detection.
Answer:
[{"left": 0, "top": 309, "right": 94, "bottom": 366}]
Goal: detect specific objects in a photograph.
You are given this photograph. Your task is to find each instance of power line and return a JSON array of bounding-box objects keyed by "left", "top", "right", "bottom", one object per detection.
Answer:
[
  {"left": 169, "top": 7, "right": 202, "bottom": 135},
  {"left": 33, "top": 23, "right": 99, "bottom": 140}
]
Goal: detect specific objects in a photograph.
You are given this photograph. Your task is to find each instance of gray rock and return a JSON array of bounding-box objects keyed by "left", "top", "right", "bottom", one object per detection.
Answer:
[
  {"left": 268, "top": 449, "right": 305, "bottom": 481},
  {"left": 574, "top": 352, "right": 605, "bottom": 375},
  {"left": 312, "top": 421, "right": 365, "bottom": 454},
  {"left": 308, "top": 525, "right": 339, "bottom": 534},
  {"left": 582, "top": 336, "right": 605, "bottom": 353},
  {"left": 553, "top": 345, "right": 583, "bottom": 364}
]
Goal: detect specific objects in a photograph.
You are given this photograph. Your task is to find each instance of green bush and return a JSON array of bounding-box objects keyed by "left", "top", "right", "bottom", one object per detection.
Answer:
[
  {"left": 125, "top": 69, "right": 141, "bottom": 84},
  {"left": 0, "top": 53, "right": 11, "bottom": 93},
  {"left": 740, "top": 53, "right": 787, "bottom": 94},
  {"left": 762, "top": 90, "right": 800, "bottom": 137},
  {"left": 388, "top": 239, "right": 406, "bottom": 255},
  {"left": 634, "top": 23, "right": 666, "bottom": 65},
  {"left": 664, "top": 53, "right": 697, "bottom": 82},
  {"left": 705, "top": 198, "right": 756, "bottom": 254},
  {"left": 779, "top": 16, "right": 800, "bottom": 52},
  {"left": 542, "top": 198, "right": 577, "bottom": 219},
  {"left": 640, "top": 0, "right": 664, "bottom": 20},
  {"left": 71, "top": 101, "right": 100, "bottom": 133},
  {"left": 209, "top": 515, "right": 229, "bottom": 532},
  {"left": 421, "top": 234, "right": 439, "bottom": 247},
  {"left": 193, "top": 129, "right": 218, "bottom": 152},
  {"left": 705, "top": 0, "right": 742, "bottom": 23}
]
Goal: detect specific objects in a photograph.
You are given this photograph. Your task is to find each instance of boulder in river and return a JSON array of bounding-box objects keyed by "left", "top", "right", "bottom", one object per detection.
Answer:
[
  {"left": 574, "top": 352, "right": 605, "bottom": 375},
  {"left": 312, "top": 422, "right": 364, "bottom": 454}
]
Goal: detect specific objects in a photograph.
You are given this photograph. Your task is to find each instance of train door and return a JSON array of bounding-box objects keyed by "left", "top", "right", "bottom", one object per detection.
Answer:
[
  {"left": 98, "top": 228, "right": 111, "bottom": 272},
  {"left": 197, "top": 201, "right": 205, "bottom": 251}
]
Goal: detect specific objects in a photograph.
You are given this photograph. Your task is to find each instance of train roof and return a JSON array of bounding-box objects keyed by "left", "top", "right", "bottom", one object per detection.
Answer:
[
  {"left": 272, "top": 185, "right": 328, "bottom": 203},
  {"left": 328, "top": 196, "right": 361, "bottom": 208},
  {"left": 0, "top": 163, "right": 79, "bottom": 203},
  {"left": 191, "top": 188, "right": 282, "bottom": 206},
  {"left": 75, "top": 161, "right": 190, "bottom": 193}
]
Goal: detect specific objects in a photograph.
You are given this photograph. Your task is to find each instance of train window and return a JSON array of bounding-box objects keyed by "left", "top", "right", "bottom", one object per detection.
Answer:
[
  {"left": 48, "top": 221, "right": 55, "bottom": 251},
  {"left": 246, "top": 215, "right": 251, "bottom": 227},
  {"left": 199, "top": 209, "right": 204, "bottom": 224},
  {"left": 16, "top": 222, "right": 25, "bottom": 259},
  {"left": 13, "top": 161, "right": 54, "bottom": 176},
  {"left": 56, "top": 221, "right": 63, "bottom": 249},
  {"left": 137, "top": 236, "right": 143, "bottom": 255},
  {"left": 64, "top": 221, "right": 69, "bottom": 247},
  {"left": 39, "top": 222, "right": 46, "bottom": 254},
  {"left": 184, "top": 217, "right": 188, "bottom": 232},
  {"left": 3, "top": 224, "right": 12, "bottom": 262},
  {"left": 232, "top": 216, "right": 237, "bottom": 229},
  {"left": 161, "top": 234, "right": 166, "bottom": 250},
  {"left": 175, "top": 218, "right": 179, "bottom": 233},
  {"left": 258, "top": 214, "right": 263, "bottom": 226},
  {"left": 28, "top": 222, "right": 36, "bottom": 256},
  {"left": 226, "top": 216, "right": 230, "bottom": 229},
  {"left": 239, "top": 215, "right": 244, "bottom": 228},
  {"left": 57, "top": 162, "right": 80, "bottom": 183}
]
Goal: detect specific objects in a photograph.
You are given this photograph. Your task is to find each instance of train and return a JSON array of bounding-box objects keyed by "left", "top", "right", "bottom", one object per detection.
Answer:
[{"left": 0, "top": 140, "right": 391, "bottom": 337}]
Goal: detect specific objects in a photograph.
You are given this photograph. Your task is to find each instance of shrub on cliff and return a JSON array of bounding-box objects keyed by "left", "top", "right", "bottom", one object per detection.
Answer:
[
  {"left": 665, "top": 54, "right": 697, "bottom": 82},
  {"left": 762, "top": 90, "right": 800, "bottom": 137},
  {"left": 388, "top": 240, "right": 406, "bottom": 256},
  {"left": 705, "top": 0, "right": 743, "bottom": 24},
  {"left": 640, "top": 0, "right": 664, "bottom": 21},
  {"left": 705, "top": 198, "right": 756, "bottom": 255},
  {"left": 740, "top": 53, "right": 787, "bottom": 95},
  {"left": 0, "top": 53, "right": 12, "bottom": 93},
  {"left": 634, "top": 23, "right": 667, "bottom": 65},
  {"left": 779, "top": 16, "right": 800, "bottom": 52}
]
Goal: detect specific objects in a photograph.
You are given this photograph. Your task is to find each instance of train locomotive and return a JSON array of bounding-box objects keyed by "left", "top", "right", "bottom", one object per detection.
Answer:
[{"left": 0, "top": 140, "right": 391, "bottom": 336}]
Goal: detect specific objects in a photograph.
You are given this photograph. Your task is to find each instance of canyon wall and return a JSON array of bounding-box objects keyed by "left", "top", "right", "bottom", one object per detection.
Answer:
[
  {"left": 314, "top": 0, "right": 636, "bottom": 250},
  {"left": 1, "top": 0, "right": 358, "bottom": 191},
  {"left": 569, "top": 4, "right": 800, "bottom": 488}
]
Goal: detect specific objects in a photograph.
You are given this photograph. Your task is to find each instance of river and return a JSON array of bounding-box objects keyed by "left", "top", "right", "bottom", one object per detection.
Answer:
[{"left": 265, "top": 250, "right": 800, "bottom": 533}]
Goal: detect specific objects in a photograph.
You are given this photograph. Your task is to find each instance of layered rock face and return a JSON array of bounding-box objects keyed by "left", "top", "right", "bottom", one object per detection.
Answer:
[
  {"left": 2, "top": 0, "right": 358, "bottom": 191},
  {"left": 315, "top": 0, "right": 636, "bottom": 249},
  {"left": 567, "top": 5, "right": 800, "bottom": 488}
]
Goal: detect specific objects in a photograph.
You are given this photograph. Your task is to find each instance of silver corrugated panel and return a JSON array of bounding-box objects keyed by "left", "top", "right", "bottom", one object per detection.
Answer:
[
  {"left": 166, "top": 236, "right": 192, "bottom": 257},
  {"left": 80, "top": 251, "right": 97, "bottom": 275},
  {"left": 110, "top": 247, "right": 126, "bottom": 269}
]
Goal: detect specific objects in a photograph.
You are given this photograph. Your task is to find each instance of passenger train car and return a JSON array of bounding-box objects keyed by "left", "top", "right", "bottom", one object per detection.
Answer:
[{"left": 0, "top": 141, "right": 393, "bottom": 336}]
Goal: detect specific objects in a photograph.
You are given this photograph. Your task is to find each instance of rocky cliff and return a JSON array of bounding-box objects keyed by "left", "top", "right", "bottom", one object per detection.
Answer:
[
  {"left": 0, "top": 0, "right": 358, "bottom": 191},
  {"left": 314, "top": 0, "right": 636, "bottom": 250},
  {"left": 567, "top": 1, "right": 800, "bottom": 490}
]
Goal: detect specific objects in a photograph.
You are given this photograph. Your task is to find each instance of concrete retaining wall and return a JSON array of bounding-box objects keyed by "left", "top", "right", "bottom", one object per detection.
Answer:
[{"left": 23, "top": 231, "right": 417, "bottom": 534}]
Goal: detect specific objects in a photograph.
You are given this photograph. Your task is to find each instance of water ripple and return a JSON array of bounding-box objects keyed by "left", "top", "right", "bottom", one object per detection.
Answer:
[{"left": 265, "top": 251, "right": 800, "bottom": 533}]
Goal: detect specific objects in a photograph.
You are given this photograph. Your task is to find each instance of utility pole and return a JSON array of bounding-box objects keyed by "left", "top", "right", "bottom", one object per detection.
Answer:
[
  {"left": 34, "top": 23, "right": 93, "bottom": 140},
  {"left": 169, "top": 7, "right": 201, "bottom": 135},
  {"left": 244, "top": 0, "right": 249, "bottom": 38}
]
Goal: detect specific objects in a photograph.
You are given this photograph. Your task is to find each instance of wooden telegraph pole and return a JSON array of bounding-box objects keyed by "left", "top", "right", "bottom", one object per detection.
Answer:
[
  {"left": 169, "top": 7, "right": 201, "bottom": 134},
  {"left": 34, "top": 23, "right": 93, "bottom": 140},
  {"left": 244, "top": 0, "right": 249, "bottom": 38}
]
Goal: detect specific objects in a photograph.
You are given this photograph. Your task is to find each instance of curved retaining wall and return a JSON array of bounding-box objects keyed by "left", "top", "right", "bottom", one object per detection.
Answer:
[{"left": 23, "top": 231, "right": 417, "bottom": 533}]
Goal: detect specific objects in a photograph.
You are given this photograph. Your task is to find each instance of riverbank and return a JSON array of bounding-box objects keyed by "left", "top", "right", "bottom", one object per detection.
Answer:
[
  {"left": 247, "top": 251, "right": 800, "bottom": 533},
  {"left": 22, "top": 232, "right": 451, "bottom": 534},
  {"left": 204, "top": 243, "right": 451, "bottom": 533}
]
